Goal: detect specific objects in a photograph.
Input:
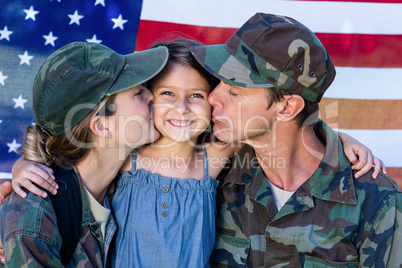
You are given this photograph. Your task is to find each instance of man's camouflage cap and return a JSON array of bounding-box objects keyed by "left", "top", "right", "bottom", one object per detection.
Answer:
[
  {"left": 190, "top": 13, "right": 336, "bottom": 102},
  {"left": 33, "top": 41, "right": 168, "bottom": 135}
]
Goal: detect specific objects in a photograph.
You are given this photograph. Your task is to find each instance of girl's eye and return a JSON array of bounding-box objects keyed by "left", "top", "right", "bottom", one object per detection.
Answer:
[
  {"left": 161, "top": 91, "right": 174, "bottom": 96},
  {"left": 190, "top": 93, "right": 204, "bottom": 98}
]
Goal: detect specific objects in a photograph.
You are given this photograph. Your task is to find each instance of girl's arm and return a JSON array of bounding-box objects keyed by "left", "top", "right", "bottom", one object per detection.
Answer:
[
  {"left": 11, "top": 156, "right": 58, "bottom": 198},
  {"left": 338, "top": 132, "right": 385, "bottom": 179}
]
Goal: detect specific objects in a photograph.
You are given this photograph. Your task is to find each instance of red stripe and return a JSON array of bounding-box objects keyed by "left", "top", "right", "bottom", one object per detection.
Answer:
[
  {"left": 135, "top": 20, "right": 235, "bottom": 50},
  {"left": 316, "top": 33, "right": 402, "bottom": 67},
  {"left": 136, "top": 20, "right": 402, "bottom": 68}
]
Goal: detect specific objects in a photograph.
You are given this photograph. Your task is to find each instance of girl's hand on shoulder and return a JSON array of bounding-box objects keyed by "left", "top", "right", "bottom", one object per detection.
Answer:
[
  {"left": 11, "top": 156, "right": 58, "bottom": 198},
  {"left": 339, "top": 132, "right": 386, "bottom": 179}
]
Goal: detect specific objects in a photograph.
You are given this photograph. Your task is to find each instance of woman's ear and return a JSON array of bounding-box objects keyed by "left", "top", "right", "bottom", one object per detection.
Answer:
[
  {"left": 89, "top": 115, "right": 111, "bottom": 138},
  {"left": 276, "top": 95, "right": 305, "bottom": 122}
]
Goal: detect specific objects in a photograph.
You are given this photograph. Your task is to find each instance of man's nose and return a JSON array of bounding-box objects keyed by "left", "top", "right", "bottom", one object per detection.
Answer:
[{"left": 208, "top": 81, "right": 224, "bottom": 108}]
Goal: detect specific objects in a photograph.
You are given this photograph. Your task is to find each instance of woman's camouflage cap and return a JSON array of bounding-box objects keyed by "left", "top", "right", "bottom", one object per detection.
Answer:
[
  {"left": 33, "top": 42, "right": 168, "bottom": 135},
  {"left": 190, "top": 13, "right": 336, "bottom": 102}
]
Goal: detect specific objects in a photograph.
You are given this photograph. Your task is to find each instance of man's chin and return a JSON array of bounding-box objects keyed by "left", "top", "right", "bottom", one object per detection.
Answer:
[{"left": 213, "top": 127, "right": 235, "bottom": 143}]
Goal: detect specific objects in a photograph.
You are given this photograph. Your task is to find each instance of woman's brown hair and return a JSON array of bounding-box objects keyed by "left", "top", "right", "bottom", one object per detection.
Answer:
[{"left": 22, "top": 95, "right": 116, "bottom": 169}]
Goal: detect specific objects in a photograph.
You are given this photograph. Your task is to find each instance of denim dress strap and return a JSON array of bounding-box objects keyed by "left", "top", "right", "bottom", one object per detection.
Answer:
[
  {"left": 201, "top": 144, "right": 208, "bottom": 179},
  {"left": 131, "top": 149, "right": 137, "bottom": 173}
]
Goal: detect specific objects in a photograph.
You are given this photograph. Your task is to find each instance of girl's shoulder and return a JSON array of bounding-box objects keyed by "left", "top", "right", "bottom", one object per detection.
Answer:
[
  {"left": 119, "top": 153, "right": 132, "bottom": 173},
  {"left": 205, "top": 142, "right": 243, "bottom": 179},
  {"left": 205, "top": 141, "right": 243, "bottom": 159}
]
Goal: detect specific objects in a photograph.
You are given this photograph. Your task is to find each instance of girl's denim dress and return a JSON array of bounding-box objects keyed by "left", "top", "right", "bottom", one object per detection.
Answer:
[{"left": 111, "top": 145, "right": 219, "bottom": 267}]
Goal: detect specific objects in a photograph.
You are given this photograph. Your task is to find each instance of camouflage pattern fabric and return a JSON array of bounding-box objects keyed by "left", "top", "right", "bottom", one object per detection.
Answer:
[
  {"left": 0, "top": 167, "right": 116, "bottom": 267},
  {"left": 211, "top": 120, "right": 402, "bottom": 267}
]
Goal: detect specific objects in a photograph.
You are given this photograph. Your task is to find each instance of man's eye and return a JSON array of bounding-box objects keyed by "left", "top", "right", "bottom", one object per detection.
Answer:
[{"left": 229, "top": 90, "right": 238, "bottom": 96}]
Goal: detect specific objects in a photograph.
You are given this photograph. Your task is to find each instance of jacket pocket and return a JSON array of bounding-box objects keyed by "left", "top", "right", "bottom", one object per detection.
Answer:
[
  {"left": 304, "top": 255, "right": 359, "bottom": 268},
  {"left": 210, "top": 233, "right": 250, "bottom": 268}
]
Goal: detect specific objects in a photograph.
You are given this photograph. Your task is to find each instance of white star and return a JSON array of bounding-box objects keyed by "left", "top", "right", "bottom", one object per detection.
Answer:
[
  {"left": 18, "top": 51, "right": 34, "bottom": 66},
  {"left": 0, "top": 26, "right": 13, "bottom": 41},
  {"left": 43, "top": 31, "right": 58, "bottom": 46},
  {"left": 94, "top": 0, "right": 105, "bottom": 7},
  {"left": 111, "top": 14, "right": 127, "bottom": 30},
  {"left": 7, "top": 139, "right": 21, "bottom": 154},
  {"left": 24, "top": 6, "right": 40, "bottom": 21},
  {"left": 0, "top": 71, "right": 7, "bottom": 86},
  {"left": 0, "top": 120, "right": 2, "bottom": 124},
  {"left": 86, "top": 34, "right": 102, "bottom": 44},
  {"left": 13, "top": 94, "right": 28, "bottom": 109},
  {"left": 68, "top": 10, "right": 84, "bottom": 25}
]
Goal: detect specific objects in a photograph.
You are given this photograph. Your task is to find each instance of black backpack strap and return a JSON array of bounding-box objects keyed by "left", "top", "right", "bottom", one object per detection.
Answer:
[{"left": 48, "top": 166, "right": 82, "bottom": 266}]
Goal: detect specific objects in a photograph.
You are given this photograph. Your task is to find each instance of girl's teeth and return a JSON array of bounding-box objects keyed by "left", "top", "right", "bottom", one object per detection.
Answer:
[{"left": 170, "top": 120, "right": 192, "bottom": 126}]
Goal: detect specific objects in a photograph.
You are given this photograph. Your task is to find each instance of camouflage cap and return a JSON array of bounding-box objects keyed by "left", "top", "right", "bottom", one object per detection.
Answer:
[
  {"left": 190, "top": 13, "right": 336, "bottom": 102},
  {"left": 33, "top": 42, "right": 168, "bottom": 135}
]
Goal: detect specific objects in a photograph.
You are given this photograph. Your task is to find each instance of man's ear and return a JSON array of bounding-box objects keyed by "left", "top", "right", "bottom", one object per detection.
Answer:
[
  {"left": 276, "top": 95, "right": 305, "bottom": 122},
  {"left": 89, "top": 115, "right": 111, "bottom": 138}
]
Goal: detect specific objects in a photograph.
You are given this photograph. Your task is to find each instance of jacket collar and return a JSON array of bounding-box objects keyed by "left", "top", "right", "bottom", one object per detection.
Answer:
[{"left": 73, "top": 166, "right": 91, "bottom": 227}]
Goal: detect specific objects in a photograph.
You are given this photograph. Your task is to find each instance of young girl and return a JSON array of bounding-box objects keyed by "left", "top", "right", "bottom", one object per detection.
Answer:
[
  {"left": 3, "top": 39, "right": 384, "bottom": 267},
  {"left": 0, "top": 42, "right": 168, "bottom": 267}
]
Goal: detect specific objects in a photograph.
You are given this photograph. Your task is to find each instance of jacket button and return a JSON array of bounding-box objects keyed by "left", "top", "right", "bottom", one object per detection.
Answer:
[{"left": 162, "top": 187, "right": 169, "bottom": 193}]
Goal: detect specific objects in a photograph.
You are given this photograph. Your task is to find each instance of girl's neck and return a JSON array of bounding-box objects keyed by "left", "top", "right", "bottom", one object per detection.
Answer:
[
  {"left": 148, "top": 137, "right": 199, "bottom": 158},
  {"left": 76, "top": 148, "right": 130, "bottom": 203},
  {"left": 137, "top": 140, "right": 205, "bottom": 180}
]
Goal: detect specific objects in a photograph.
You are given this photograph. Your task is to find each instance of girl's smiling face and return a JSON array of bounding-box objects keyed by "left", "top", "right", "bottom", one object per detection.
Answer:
[{"left": 151, "top": 62, "right": 212, "bottom": 145}]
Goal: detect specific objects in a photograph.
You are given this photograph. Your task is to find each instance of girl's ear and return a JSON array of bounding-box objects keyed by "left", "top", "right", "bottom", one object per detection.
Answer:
[
  {"left": 276, "top": 94, "right": 305, "bottom": 122},
  {"left": 89, "top": 115, "right": 111, "bottom": 138}
]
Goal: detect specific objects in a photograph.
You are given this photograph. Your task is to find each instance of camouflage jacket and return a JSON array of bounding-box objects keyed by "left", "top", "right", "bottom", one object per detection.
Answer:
[
  {"left": 210, "top": 121, "right": 402, "bottom": 267},
  {"left": 0, "top": 167, "right": 117, "bottom": 268}
]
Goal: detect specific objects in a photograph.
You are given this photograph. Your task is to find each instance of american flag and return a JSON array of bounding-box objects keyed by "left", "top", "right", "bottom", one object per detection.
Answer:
[
  {"left": 0, "top": 0, "right": 141, "bottom": 177},
  {"left": 1, "top": 0, "right": 401, "bottom": 186}
]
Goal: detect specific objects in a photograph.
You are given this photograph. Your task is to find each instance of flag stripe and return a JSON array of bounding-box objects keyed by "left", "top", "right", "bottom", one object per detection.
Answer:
[
  {"left": 333, "top": 129, "right": 402, "bottom": 167},
  {"left": 135, "top": 20, "right": 235, "bottom": 51},
  {"left": 135, "top": 20, "right": 402, "bottom": 68},
  {"left": 386, "top": 168, "right": 402, "bottom": 187},
  {"left": 297, "top": 0, "right": 402, "bottom": 3},
  {"left": 320, "top": 99, "right": 402, "bottom": 130},
  {"left": 140, "top": 0, "right": 402, "bottom": 34},
  {"left": 316, "top": 33, "right": 402, "bottom": 68},
  {"left": 326, "top": 67, "right": 402, "bottom": 99}
]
